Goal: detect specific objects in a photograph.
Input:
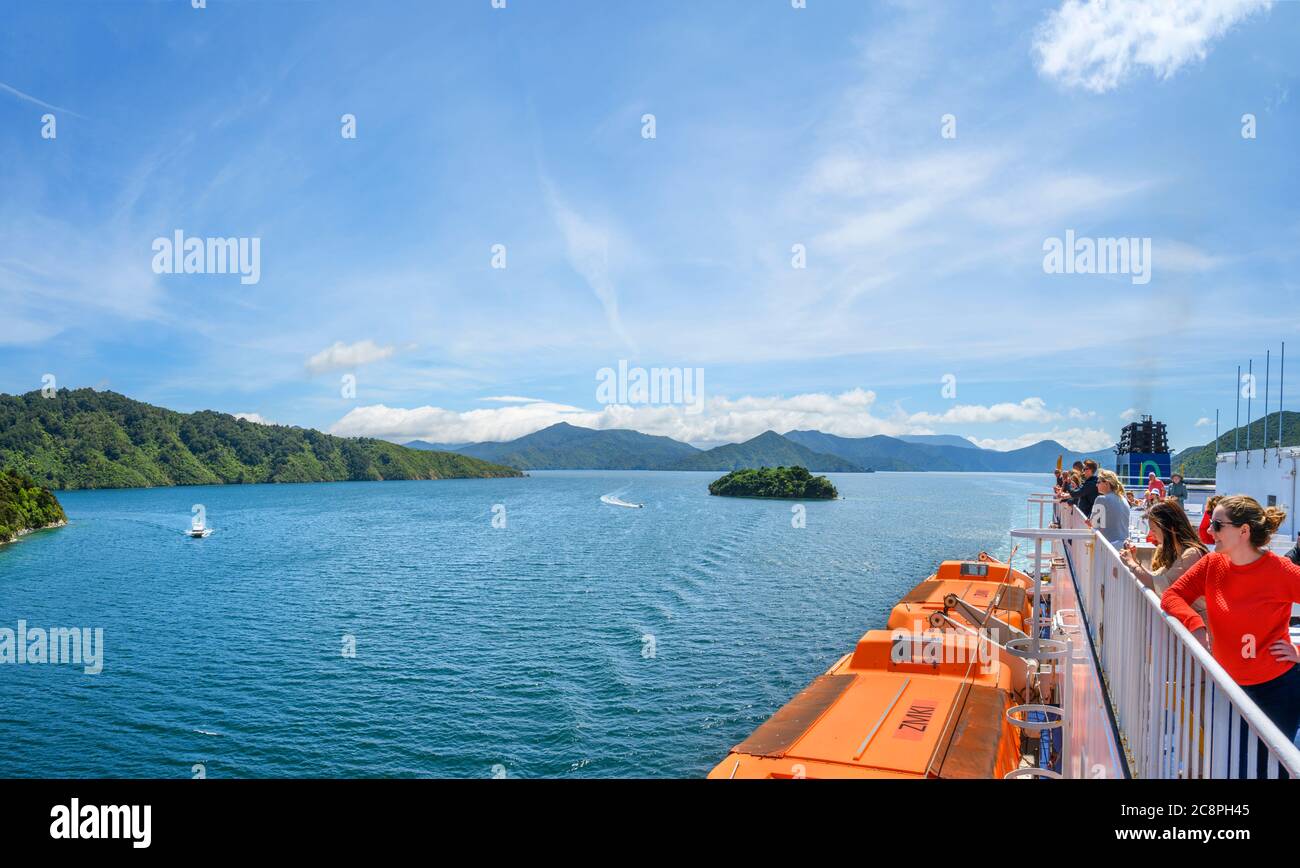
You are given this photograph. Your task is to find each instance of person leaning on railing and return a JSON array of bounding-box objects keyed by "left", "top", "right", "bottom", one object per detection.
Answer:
[
  {"left": 1058, "top": 459, "right": 1099, "bottom": 516},
  {"left": 1086, "top": 470, "right": 1130, "bottom": 548},
  {"left": 1120, "top": 499, "right": 1208, "bottom": 624},
  {"left": 1160, "top": 495, "right": 1300, "bottom": 771}
]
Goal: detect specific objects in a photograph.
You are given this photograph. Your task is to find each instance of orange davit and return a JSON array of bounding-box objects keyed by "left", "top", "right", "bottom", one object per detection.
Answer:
[{"left": 708, "top": 629, "right": 1025, "bottom": 779}]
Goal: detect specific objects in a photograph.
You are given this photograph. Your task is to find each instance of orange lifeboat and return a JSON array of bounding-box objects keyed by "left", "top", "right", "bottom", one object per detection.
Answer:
[
  {"left": 886, "top": 573, "right": 1033, "bottom": 636},
  {"left": 708, "top": 630, "right": 1024, "bottom": 779}
]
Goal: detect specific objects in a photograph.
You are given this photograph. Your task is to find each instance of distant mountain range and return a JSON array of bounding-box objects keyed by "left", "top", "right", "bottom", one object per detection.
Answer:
[
  {"left": 407, "top": 422, "right": 698, "bottom": 470},
  {"left": 406, "top": 422, "right": 1120, "bottom": 473}
]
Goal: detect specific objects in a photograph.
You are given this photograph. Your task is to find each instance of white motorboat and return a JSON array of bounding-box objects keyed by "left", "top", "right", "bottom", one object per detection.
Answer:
[{"left": 600, "top": 494, "right": 642, "bottom": 509}]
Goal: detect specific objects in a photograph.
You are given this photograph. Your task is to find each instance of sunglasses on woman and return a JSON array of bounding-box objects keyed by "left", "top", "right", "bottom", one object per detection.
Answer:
[{"left": 1210, "top": 519, "right": 1241, "bottom": 532}]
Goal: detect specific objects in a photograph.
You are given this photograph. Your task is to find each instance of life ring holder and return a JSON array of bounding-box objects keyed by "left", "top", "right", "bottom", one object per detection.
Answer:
[
  {"left": 1003, "top": 636, "right": 1069, "bottom": 661},
  {"left": 1004, "top": 767, "right": 1063, "bottom": 780},
  {"left": 1005, "top": 703, "right": 1064, "bottom": 733}
]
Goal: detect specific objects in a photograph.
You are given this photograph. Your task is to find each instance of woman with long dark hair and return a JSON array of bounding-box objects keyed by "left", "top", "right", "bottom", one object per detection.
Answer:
[{"left": 1122, "top": 498, "right": 1208, "bottom": 621}]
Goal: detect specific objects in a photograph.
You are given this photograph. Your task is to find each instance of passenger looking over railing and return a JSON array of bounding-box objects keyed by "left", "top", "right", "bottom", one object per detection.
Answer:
[
  {"left": 1146, "top": 471, "right": 1167, "bottom": 500},
  {"left": 1054, "top": 462, "right": 1083, "bottom": 498},
  {"left": 1058, "top": 459, "right": 1099, "bottom": 516},
  {"left": 1167, "top": 473, "right": 1188, "bottom": 505},
  {"left": 1121, "top": 499, "right": 1208, "bottom": 624},
  {"left": 1161, "top": 495, "right": 1300, "bottom": 770},
  {"left": 1088, "top": 470, "right": 1131, "bottom": 548},
  {"left": 1198, "top": 495, "right": 1222, "bottom": 546}
]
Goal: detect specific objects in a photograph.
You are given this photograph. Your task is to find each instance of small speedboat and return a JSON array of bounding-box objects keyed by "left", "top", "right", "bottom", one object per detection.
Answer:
[
  {"left": 186, "top": 525, "right": 213, "bottom": 538},
  {"left": 600, "top": 494, "right": 643, "bottom": 509}
]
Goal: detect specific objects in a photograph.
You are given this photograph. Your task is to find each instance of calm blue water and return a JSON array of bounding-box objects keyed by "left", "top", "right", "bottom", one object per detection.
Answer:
[{"left": 0, "top": 471, "right": 1050, "bottom": 778}]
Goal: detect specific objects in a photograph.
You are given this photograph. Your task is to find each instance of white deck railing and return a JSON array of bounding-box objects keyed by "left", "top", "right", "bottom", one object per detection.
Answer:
[{"left": 1048, "top": 500, "right": 1300, "bottom": 778}]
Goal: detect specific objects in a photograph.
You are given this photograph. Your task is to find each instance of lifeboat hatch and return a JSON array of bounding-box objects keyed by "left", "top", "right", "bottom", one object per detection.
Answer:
[{"left": 732, "top": 674, "right": 856, "bottom": 758}]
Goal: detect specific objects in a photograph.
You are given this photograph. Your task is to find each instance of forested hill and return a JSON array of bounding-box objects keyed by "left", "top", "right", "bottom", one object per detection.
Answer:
[
  {"left": 0, "top": 469, "right": 67, "bottom": 542},
  {"left": 0, "top": 389, "right": 523, "bottom": 490},
  {"left": 1173, "top": 411, "right": 1300, "bottom": 478}
]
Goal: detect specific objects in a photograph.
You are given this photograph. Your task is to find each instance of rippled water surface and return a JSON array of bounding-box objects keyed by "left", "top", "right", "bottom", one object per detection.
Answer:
[{"left": 0, "top": 471, "right": 1050, "bottom": 777}]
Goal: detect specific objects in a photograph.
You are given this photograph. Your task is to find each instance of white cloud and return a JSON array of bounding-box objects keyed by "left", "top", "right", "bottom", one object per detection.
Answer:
[
  {"left": 1195, "top": 416, "right": 1214, "bottom": 427},
  {"left": 1033, "top": 0, "right": 1272, "bottom": 93},
  {"left": 1120, "top": 408, "right": 1140, "bottom": 421},
  {"left": 478, "top": 395, "right": 546, "bottom": 404},
  {"left": 305, "top": 340, "right": 394, "bottom": 375},
  {"left": 908, "top": 397, "right": 1059, "bottom": 426},
  {"left": 330, "top": 389, "right": 1122, "bottom": 452},
  {"left": 329, "top": 388, "right": 906, "bottom": 446},
  {"left": 972, "top": 427, "right": 1116, "bottom": 452},
  {"left": 1068, "top": 407, "right": 1096, "bottom": 419},
  {"left": 234, "top": 413, "right": 275, "bottom": 425}
]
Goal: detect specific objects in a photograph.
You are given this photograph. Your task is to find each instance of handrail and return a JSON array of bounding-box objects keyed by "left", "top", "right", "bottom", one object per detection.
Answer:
[{"left": 1053, "top": 501, "right": 1300, "bottom": 778}]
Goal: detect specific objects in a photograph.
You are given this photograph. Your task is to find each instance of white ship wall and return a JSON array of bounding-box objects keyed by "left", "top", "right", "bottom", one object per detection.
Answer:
[{"left": 1215, "top": 448, "right": 1300, "bottom": 545}]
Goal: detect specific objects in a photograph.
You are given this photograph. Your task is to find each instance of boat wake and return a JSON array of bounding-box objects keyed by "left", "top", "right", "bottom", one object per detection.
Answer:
[{"left": 600, "top": 494, "right": 643, "bottom": 509}]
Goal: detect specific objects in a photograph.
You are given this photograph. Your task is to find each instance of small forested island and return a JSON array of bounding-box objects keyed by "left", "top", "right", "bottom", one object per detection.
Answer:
[
  {"left": 0, "top": 469, "right": 67, "bottom": 544},
  {"left": 707, "top": 466, "right": 838, "bottom": 500}
]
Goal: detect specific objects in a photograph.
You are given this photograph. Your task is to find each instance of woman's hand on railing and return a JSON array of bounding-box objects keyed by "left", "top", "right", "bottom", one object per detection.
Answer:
[
  {"left": 1269, "top": 640, "right": 1300, "bottom": 665},
  {"left": 1192, "top": 627, "right": 1212, "bottom": 653}
]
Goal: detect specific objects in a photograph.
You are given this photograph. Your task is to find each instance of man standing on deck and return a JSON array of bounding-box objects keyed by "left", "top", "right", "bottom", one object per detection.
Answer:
[
  {"left": 1059, "top": 459, "right": 1099, "bottom": 516},
  {"left": 1147, "top": 471, "right": 1166, "bottom": 500},
  {"left": 1167, "top": 473, "right": 1188, "bottom": 505}
]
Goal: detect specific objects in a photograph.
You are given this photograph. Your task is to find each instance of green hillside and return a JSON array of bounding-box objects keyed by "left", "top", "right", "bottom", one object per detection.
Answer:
[
  {"left": 0, "top": 389, "right": 523, "bottom": 490},
  {"left": 671, "top": 431, "right": 865, "bottom": 472},
  {"left": 438, "top": 422, "right": 700, "bottom": 470},
  {"left": 0, "top": 469, "right": 67, "bottom": 543},
  {"left": 1173, "top": 411, "right": 1300, "bottom": 479}
]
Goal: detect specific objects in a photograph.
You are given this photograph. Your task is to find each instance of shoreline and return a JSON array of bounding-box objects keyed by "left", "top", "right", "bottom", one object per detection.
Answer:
[{"left": 0, "top": 520, "right": 68, "bottom": 547}]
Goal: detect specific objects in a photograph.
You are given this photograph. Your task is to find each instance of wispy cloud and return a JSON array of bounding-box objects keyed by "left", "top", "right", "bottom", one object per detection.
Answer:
[
  {"left": 544, "top": 182, "right": 635, "bottom": 351},
  {"left": 0, "top": 81, "right": 86, "bottom": 118}
]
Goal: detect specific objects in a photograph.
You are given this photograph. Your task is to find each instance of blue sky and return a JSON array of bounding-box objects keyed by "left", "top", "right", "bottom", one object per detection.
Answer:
[{"left": 1, "top": 0, "right": 1297, "bottom": 452}]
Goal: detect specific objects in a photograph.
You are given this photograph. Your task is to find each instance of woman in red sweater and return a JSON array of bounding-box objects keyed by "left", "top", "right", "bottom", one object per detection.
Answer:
[{"left": 1161, "top": 495, "right": 1300, "bottom": 775}]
